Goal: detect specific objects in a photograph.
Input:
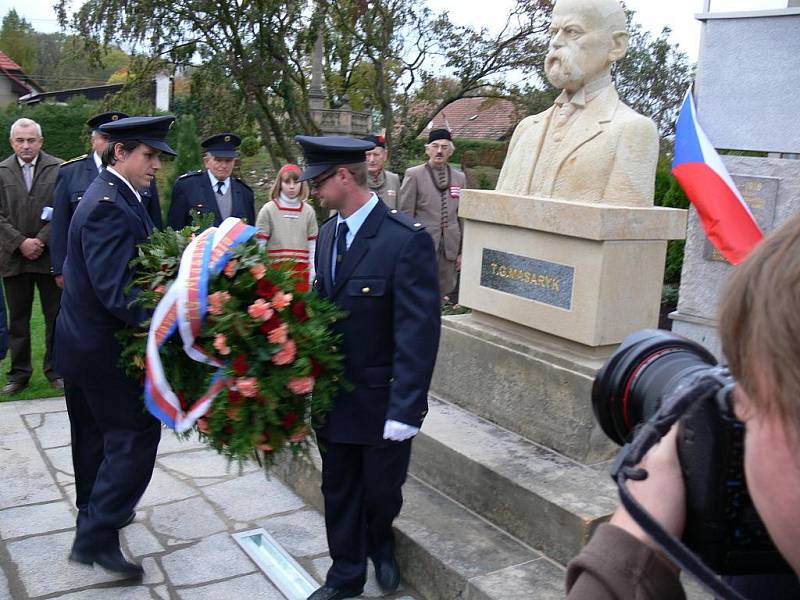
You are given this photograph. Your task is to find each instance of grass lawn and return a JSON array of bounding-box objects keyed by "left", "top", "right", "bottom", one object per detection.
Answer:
[{"left": 0, "top": 290, "right": 64, "bottom": 402}]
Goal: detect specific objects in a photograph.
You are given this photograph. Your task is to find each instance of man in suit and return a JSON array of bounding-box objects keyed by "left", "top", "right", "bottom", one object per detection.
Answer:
[
  {"left": 495, "top": 0, "right": 659, "bottom": 207},
  {"left": 167, "top": 133, "right": 255, "bottom": 229},
  {"left": 298, "top": 135, "right": 440, "bottom": 600},
  {"left": 0, "top": 118, "right": 63, "bottom": 395},
  {"left": 50, "top": 111, "right": 163, "bottom": 287},
  {"left": 363, "top": 134, "right": 400, "bottom": 209},
  {"left": 53, "top": 116, "right": 176, "bottom": 580},
  {"left": 399, "top": 128, "right": 466, "bottom": 299}
]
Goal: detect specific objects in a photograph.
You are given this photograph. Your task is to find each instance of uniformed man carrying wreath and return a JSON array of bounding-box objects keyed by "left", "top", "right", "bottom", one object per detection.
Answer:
[
  {"left": 54, "top": 115, "right": 176, "bottom": 580},
  {"left": 299, "top": 135, "right": 441, "bottom": 600}
]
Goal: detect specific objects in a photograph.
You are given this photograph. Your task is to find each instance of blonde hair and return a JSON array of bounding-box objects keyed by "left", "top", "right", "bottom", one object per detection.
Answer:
[
  {"left": 271, "top": 165, "right": 309, "bottom": 202},
  {"left": 719, "top": 213, "right": 800, "bottom": 434}
]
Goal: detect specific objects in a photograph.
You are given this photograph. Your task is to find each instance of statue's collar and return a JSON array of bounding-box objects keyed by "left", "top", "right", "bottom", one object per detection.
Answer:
[{"left": 555, "top": 74, "right": 613, "bottom": 108}]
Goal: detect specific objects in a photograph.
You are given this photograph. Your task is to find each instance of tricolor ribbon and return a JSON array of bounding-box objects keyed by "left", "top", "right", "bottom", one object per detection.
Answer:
[{"left": 145, "top": 217, "right": 257, "bottom": 432}]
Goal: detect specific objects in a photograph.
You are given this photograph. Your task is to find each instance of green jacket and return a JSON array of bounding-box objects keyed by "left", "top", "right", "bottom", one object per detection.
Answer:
[{"left": 0, "top": 151, "right": 62, "bottom": 277}]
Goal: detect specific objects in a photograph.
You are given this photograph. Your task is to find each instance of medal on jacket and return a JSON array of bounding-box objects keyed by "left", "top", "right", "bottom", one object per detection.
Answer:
[{"left": 449, "top": 186, "right": 461, "bottom": 199}]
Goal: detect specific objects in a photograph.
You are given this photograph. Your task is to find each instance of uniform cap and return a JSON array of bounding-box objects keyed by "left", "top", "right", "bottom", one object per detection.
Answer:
[
  {"left": 294, "top": 135, "right": 375, "bottom": 181},
  {"left": 98, "top": 115, "right": 177, "bottom": 156}
]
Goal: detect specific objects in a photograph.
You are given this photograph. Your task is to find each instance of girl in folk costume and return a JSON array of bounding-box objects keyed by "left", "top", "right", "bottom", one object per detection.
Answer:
[{"left": 256, "top": 164, "right": 319, "bottom": 285}]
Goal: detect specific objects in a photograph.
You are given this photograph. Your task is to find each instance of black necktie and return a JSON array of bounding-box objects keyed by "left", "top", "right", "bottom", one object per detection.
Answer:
[
  {"left": 335, "top": 221, "right": 349, "bottom": 282},
  {"left": 216, "top": 181, "right": 224, "bottom": 196}
]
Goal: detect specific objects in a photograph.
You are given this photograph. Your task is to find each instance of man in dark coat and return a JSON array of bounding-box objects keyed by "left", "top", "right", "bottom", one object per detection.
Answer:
[
  {"left": 0, "top": 118, "right": 63, "bottom": 395},
  {"left": 50, "top": 111, "right": 163, "bottom": 287},
  {"left": 53, "top": 115, "right": 176, "bottom": 580},
  {"left": 298, "top": 135, "right": 441, "bottom": 600},
  {"left": 166, "top": 132, "right": 255, "bottom": 228}
]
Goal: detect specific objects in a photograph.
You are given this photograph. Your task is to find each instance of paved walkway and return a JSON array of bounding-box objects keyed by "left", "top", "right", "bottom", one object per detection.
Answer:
[{"left": 0, "top": 398, "right": 420, "bottom": 600}]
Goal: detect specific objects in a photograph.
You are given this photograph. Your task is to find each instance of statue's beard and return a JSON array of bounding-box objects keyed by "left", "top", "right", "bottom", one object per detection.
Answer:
[{"left": 545, "top": 50, "right": 584, "bottom": 90}]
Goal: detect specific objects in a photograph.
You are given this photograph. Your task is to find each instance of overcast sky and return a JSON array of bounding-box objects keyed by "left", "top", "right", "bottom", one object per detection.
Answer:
[{"left": 4, "top": 0, "right": 791, "bottom": 64}]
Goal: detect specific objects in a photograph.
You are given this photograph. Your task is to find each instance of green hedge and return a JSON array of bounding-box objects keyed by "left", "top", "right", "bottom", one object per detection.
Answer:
[
  {"left": 395, "top": 138, "right": 508, "bottom": 173},
  {"left": 1, "top": 98, "right": 99, "bottom": 160}
]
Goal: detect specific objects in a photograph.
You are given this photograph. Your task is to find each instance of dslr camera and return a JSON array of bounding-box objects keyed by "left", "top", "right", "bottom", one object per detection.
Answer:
[{"left": 592, "top": 329, "right": 790, "bottom": 575}]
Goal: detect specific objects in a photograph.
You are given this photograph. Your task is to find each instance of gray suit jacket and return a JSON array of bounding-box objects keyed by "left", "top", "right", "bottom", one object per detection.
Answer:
[
  {"left": 496, "top": 86, "right": 659, "bottom": 206},
  {"left": 399, "top": 162, "right": 466, "bottom": 260},
  {"left": 0, "top": 151, "right": 63, "bottom": 277}
]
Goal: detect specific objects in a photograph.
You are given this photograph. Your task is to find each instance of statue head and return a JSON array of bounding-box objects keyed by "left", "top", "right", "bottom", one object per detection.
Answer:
[{"left": 545, "top": 0, "right": 628, "bottom": 93}]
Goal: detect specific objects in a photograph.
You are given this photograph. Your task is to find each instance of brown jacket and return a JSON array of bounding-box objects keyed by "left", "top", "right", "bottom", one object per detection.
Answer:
[
  {"left": 368, "top": 169, "right": 401, "bottom": 209},
  {"left": 399, "top": 162, "right": 466, "bottom": 260},
  {"left": 0, "top": 151, "right": 63, "bottom": 277},
  {"left": 566, "top": 524, "right": 685, "bottom": 600}
]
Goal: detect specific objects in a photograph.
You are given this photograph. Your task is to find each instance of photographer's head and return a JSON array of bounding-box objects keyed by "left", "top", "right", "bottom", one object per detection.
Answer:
[{"left": 719, "top": 213, "right": 800, "bottom": 573}]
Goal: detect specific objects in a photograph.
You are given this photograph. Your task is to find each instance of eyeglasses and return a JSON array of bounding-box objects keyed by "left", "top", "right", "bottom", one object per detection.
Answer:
[
  {"left": 427, "top": 143, "right": 451, "bottom": 152},
  {"left": 309, "top": 169, "right": 338, "bottom": 191}
]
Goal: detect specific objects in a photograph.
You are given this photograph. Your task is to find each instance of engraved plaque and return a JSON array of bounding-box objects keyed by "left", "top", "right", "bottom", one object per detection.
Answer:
[
  {"left": 703, "top": 174, "right": 780, "bottom": 262},
  {"left": 480, "top": 248, "right": 574, "bottom": 309}
]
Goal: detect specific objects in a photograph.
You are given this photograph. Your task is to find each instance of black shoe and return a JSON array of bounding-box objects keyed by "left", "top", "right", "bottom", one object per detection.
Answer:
[
  {"left": 374, "top": 554, "right": 400, "bottom": 593},
  {"left": 69, "top": 547, "right": 143, "bottom": 579},
  {"left": 307, "top": 585, "right": 363, "bottom": 600},
  {"left": 1, "top": 381, "right": 28, "bottom": 396}
]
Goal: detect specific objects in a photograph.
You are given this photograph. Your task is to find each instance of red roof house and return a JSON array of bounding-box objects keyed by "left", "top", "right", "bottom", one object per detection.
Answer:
[
  {"left": 0, "top": 51, "right": 44, "bottom": 107},
  {"left": 422, "top": 97, "right": 520, "bottom": 141}
]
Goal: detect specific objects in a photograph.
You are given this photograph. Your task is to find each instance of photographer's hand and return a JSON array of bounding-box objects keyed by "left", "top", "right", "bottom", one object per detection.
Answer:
[{"left": 609, "top": 426, "right": 686, "bottom": 563}]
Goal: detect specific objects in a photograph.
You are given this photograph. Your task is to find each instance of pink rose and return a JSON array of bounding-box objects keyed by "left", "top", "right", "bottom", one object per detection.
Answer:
[
  {"left": 267, "top": 323, "right": 289, "bottom": 344},
  {"left": 237, "top": 377, "right": 260, "bottom": 397},
  {"left": 272, "top": 291, "right": 293, "bottom": 310},
  {"left": 248, "top": 299, "right": 274, "bottom": 322},
  {"left": 250, "top": 264, "right": 267, "bottom": 280},
  {"left": 290, "top": 427, "right": 309, "bottom": 443},
  {"left": 154, "top": 285, "right": 166, "bottom": 294},
  {"left": 213, "top": 333, "right": 231, "bottom": 355},
  {"left": 223, "top": 259, "right": 238, "bottom": 278},
  {"left": 272, "top": 339, "right": 297, "bottom": 365},
  {"left": 288, "top": 376, "right": 315, "bottom": 395},
  {"left": 208, "top": 291, "right": 231, "bottom": 315}
]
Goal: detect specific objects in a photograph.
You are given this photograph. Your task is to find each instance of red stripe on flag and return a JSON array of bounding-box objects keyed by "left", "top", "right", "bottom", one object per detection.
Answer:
[{"left": 673, "top": 162, "right": 763, "bottom": 265}]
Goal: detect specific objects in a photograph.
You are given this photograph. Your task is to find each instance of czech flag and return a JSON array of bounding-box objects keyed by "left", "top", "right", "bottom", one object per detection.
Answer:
[{"left": 672, "top": 89, "right": 763, "bottom": 265}]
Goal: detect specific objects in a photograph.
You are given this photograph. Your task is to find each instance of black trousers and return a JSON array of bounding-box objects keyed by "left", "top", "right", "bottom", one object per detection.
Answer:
[
  {"left": 3, "top": 272, "right": 61, "bottom": 383},
  {"left": 65, "top": 379, "right": 160, "bottom": 552},
  {"left": 319, "top": 437, "right": 413, "bottom": 590}
]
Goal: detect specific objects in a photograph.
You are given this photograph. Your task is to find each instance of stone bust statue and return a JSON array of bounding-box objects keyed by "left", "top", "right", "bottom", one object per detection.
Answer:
[{"left": 495, "top": 0, "right": 659, "bottom": 207}]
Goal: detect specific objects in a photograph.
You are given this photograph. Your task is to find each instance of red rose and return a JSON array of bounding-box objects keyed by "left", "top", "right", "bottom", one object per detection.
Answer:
[
  {"left": 228, "top": 389, "right": 242, "bottom": 405},
  {"left": 295, "top": 281, "right": 310, "bottom": 294},
  {"left": 282, "top": 412, "right": 300, "bottom": 428},
  {"left": 310, "top": 358, "right": 324, "bottom": 378},
  {"left": 291, "top": 300, "right": 309, "bottom": 322},
  {"left": 259, "top": 313, "right": 283, "bottom": 335},
  {"left": 223, "top": 424, "right": 234, "bottom": 434},
  {"left": 256, "top": 279, "right": 277, "bottom": 299},
  {"left": 231, "top": 354, "right": 249, "bottom": 376}
]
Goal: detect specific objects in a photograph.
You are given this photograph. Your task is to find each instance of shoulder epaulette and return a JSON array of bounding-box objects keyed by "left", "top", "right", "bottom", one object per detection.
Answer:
[
  {"left": 98, "top": 181, "right": 120, "bottom": 203},
  {"left": 60, "top": 154, "right": 88, "bottom": 168},
  {"left": 387, "top": 208, "right": 424, "bottom": 231},
  {"left": 178, "top": 170, "right": 203, "bottom": 180}
]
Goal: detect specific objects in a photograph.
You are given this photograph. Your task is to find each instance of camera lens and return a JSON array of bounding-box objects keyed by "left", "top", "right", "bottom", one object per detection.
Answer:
[{"left": 592, "top": 330, "right": 717, "bottom": 445}]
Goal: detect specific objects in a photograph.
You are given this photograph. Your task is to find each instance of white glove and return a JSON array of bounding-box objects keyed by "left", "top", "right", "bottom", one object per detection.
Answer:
[{"left": 382, "top": 419, "right": 420, "bottom": 441}]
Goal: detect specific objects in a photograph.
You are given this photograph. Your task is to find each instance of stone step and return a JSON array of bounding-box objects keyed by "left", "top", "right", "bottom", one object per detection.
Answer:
[
  {"left": 274, "top": 448, "right": 566, "bottom": 600},
  {"left": 410, "top": 395, "right": 618, "bottom": 565}
]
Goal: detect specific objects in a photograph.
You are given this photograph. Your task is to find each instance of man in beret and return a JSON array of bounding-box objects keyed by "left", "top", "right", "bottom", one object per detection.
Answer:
[
  {"left": 363, "top": 134, "right": 400, "bottom": 209},
  {"left": 51, "top": 111, "right": 163, "bottom": 289},
  {"left": 399, "top": 128, "right": 466, "bottom": 299},
  {"left": 297, "top": 135, "right": 440, "bottom": 600},
  {"left": 54, "top": 115, "right": 176, "bottom": 580},
  {"left": 167, "top": 132, "right": 255, "bottom": 229}
]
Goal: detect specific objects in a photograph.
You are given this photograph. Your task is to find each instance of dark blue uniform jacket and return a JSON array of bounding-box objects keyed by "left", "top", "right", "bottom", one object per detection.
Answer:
[
  {"left": 53, "top": 169, "right": 153, "bottom": 389},
  {"left": 50, "top": 154, "right": 161, "bottom": 275},
  {"left": 314, "top": 200, "right": 441, "bottom": 445},
  {"left": 166, "top": 170, "right": 255, "bottom": 229}
]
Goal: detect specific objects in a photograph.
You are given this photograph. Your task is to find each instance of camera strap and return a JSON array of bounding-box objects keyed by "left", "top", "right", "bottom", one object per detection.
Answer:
[{"left": 610, "top": 372, "right": 748, "bottom": 600}]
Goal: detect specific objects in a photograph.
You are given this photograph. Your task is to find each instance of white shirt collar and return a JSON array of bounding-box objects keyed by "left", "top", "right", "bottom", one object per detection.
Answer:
[
  {"left": 207, "top": 170, "right": 230, "bottom": 192},
  {"left": 106, "top": 165, "right": 142, "bottom": 203},
  {"left": 93, "top": 152, "right": 102, "bottom": 171},
  {"left": 17, "top": 155, "right": 38, "bottom": 169},
  {"left": 336, "top": 193, "right": 379, "bottom": 242}
]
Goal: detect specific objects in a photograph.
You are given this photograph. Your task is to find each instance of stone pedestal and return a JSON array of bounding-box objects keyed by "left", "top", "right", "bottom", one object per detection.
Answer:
[{"left": 436, "top": 190, "right": 686, "bottom": 462}]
